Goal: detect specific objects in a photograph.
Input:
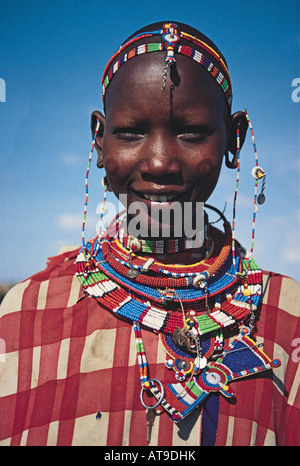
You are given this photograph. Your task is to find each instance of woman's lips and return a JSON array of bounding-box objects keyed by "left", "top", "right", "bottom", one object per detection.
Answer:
[
  {"left": 143, "top": 193, "right": 175, "bottom": 202},
  {"left": 131, "top": 188, "right": 192, "bottom": 203}
]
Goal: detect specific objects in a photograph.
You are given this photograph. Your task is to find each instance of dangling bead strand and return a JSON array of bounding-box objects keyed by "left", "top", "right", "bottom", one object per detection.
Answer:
[
  {"left": 245, "top": 110, "right": 266, "bottom": 273},
  {"left": 93, "top": 176, "right": 109, "bottom": 257},
  {"left": 133, "top": 321, "right": 149, "bottom": 388},
  {"left": 232, "top": 111, "right": 266, "bottom": 291},
  {"left": 231, "top": 119, "right": 241, "bottom": 273},
  {"left": 82, "top": 118, "right": 101, "bottom": 250}
]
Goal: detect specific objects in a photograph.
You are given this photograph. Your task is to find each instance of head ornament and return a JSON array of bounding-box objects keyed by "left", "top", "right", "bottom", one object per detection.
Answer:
[{"left": 102, "top": 22, "right": 233, "bottom": 107}]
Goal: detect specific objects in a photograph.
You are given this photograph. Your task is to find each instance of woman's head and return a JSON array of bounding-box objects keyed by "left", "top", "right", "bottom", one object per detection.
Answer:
[{"left": 91, "top": 21, "right": 248, "bottom": 237}]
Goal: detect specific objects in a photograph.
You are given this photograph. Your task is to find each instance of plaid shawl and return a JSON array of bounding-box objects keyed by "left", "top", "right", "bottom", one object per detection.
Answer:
[{"left": 0, "top": 247, "right": 299, "bottom": 446}]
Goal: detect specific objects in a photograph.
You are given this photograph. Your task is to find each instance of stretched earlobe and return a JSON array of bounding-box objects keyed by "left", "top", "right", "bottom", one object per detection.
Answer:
[
  {"left": 225, "top": 150, "right": 237, "bottom": 169},
  {"left": 225, "top": 110, "right": 248, "bottom": 169},
  {"left": 91, "top": 110, "right": 106, "bottom": 168}
]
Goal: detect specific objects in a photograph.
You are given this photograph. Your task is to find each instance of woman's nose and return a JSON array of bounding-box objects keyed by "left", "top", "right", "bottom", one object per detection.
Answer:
[{"left": 139, "top": 132, "right": 181, "bottom": 181}]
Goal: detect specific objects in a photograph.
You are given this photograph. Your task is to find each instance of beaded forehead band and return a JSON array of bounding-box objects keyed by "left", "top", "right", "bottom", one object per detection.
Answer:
[{"left": 102, "top": 23, "right": 233, "bottom": 107}]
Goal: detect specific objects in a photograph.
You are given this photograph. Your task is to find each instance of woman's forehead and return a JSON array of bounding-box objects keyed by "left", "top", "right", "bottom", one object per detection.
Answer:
[
  {"left": 101, "top": 23, "right": 232, "bottom": 111},
  {"left": 104, "top": 52, "right": 227, "bottom": 118}
]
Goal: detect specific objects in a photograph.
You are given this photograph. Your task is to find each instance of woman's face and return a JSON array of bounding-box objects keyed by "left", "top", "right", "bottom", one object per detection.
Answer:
[{"left": 99, "top": 52, "right": 230, "bottom": 238}]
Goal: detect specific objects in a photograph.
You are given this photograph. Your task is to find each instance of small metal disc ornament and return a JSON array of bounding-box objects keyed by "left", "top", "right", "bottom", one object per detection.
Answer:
[
  {"left": 257, "top": 193, "right": 266, "bottom": 205},
  {"left": 175, "top": 359, "right": 191, "bottom": 371},
  {"left": 127, "top": 268, "right": 139, "bottom": 278}
]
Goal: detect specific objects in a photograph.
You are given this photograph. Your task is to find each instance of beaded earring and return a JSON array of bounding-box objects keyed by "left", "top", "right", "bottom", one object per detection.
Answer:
[
  {"left": 231, "top": 110, "right": 266, "bottom": 293},
  {"left": 81, "top": 117, "right": 110, "bottom": 261},
  {"left": 94, "top": 175, "right": 109, "bottom": 256},
  {"left": 82, "top": 118, "right": 101, "bottom": 250}
]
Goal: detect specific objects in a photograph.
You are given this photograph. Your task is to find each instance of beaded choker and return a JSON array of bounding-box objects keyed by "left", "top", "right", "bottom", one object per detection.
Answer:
[{"left": 121, "top": 229, "right": 206, "bottom": 255}]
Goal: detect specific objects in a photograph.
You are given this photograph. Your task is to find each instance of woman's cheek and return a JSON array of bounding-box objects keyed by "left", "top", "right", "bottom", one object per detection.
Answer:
[{"left": 193, "top": 157, "right": 220, "bottom": 178}]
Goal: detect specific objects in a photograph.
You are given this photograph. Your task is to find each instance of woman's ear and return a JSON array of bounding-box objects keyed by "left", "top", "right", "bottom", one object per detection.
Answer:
[
  {"left": 225, "top": 110, "right": 248, "bottom": 169},
  {"left": 91, "top": 110, "right": 106, "bottom": 168}
]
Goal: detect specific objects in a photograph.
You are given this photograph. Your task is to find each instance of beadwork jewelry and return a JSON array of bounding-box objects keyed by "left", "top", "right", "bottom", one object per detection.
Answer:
[
  {"left": 102, "top": 23, "right": 232, "bottom": 106},
  {"left": 231, "top": 118, "right": 241, "bottom": 273},
  {"left": 82, "top": 118, "right": 100, "bottom": 250},
  {"left": 113, "top": 216, "right": 232, "bottom": 284},
  {"left": 75, "top": 24, "right": 278, "bottom": 429},
  {"left": 76, "top": 205, "right": 278, "bottom": 427},
  {"left": 123, "top": 229, "right": 205, "bottom": 254},
  {"left": 76, "top": 216, "right": 262, "bottom": 337},
  {"left": 231, "top": 110, "right": 266, "bottom": 278},
  {"left": 148, "top": 326, "right": 280, "bottom": 422},
  {"left": 161, "top": 329, "right": 223, "bottom": 382}
]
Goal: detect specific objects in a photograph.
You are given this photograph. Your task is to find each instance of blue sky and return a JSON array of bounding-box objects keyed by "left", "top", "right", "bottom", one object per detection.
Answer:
[{"left": 0, "top": 0, "right": 299, "bottom": 284}]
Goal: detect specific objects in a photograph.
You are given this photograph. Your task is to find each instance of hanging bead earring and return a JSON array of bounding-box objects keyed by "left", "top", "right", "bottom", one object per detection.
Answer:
[
  {"left": 93, "top": 175, "right": 109, "bottom": 256},
  {"left": 231, "top": 118, "right": 241, "bottom": 273},
  {"left": 245, "top": 110, "right": 266, "bottom": 273},
  {"left": 231, "top": 110, "right": 266, "bottom": 302},
  {"left": 82, "top": 118, "right": 101, "bottom": 251}
]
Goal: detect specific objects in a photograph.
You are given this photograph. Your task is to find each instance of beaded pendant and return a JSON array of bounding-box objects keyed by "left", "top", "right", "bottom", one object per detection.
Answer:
[
  {"left": 150, "top": 327, "right": 281, "bottom": 422},
  {"left": 161, "top": 329, "right": 224, "bottom": 382},
  {"left": 75, "top": 218, "right": 280, "bottom": 425}
]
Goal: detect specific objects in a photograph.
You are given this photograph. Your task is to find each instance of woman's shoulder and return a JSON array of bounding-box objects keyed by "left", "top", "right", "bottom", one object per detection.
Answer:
[
  {"left": 261, "top": 269, "right": 300, "bottom": 317},
  {"left": 0, "top": 246, "right": 81, "bottom": 319},
  {"left": 259, "top": 270, "right": 299, "bottom": 361}
]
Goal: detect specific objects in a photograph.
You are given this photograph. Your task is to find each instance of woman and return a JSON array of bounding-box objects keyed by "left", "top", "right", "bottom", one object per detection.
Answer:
[{"left": 0, "top": 22, "right": 299, "bottom": 446}]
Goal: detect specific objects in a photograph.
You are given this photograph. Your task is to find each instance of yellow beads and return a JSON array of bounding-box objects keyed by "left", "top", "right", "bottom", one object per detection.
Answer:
[{"left": 243, "top": 287, "right": 252, "bottom": 297}]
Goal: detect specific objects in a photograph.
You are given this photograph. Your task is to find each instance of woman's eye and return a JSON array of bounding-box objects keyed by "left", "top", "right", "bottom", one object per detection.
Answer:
[
  {"left": 177, "top": 126, "right": 213, "bottom": 142},
  {"left": 112, "top": 127, "right": 145, "bottom": 140}
]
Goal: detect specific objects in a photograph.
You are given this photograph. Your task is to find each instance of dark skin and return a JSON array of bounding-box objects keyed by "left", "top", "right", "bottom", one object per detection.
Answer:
[{"left": 91, "top": 52, "right": 248, "bottom": 260}]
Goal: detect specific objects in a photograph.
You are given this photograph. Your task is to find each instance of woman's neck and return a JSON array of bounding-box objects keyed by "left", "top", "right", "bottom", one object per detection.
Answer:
[{"left": 137, "top": 243, "right": 208, "bottom": 265}]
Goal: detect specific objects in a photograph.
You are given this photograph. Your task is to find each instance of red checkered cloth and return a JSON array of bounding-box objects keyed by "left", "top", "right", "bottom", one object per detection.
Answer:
[{"left": 0, "top": 247, "right": 299, "bottom": 446}]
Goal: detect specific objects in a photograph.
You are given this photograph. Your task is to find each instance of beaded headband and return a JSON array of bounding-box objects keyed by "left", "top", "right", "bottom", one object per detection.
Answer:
[{"left": 101, "top": 23, "right": 233, "bottom": 107}]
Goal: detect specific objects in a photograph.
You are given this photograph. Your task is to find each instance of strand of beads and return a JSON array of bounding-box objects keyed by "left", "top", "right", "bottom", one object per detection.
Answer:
[
  {"left": 82, "top": 118, "right": 100, "bottom": 251},
  {"left": 93, "top": 176, "right": 109, "bottom": 257},
  {"left": 245, "top": 110, "right": 266, "bottom": 274},
  {"left": 232, "top": 110, "right": 266, "bottom": 285},
  {"left": 231, "top": 119, "right": 241, "bottom": 274},
  {"left": 101, "top": 23, "right": 232, "bottom": 106},
  {"left": 133, "top": 321, "right": 149, "bottom": 388}
]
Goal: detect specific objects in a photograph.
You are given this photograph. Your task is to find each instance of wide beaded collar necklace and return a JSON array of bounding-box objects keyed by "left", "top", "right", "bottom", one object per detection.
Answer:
[
  {"left": 76, "top": 218, "right": 260, "bottom": 330},
  {"left": 75, "top": 216, "right": 281, "bottom": 440}
]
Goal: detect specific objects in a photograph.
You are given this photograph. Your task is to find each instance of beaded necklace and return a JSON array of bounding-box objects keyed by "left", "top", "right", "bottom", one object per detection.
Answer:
[
  {"left": 121, "top": 229, "right": 205, "bottom": 255},
  {"left": 76, "top": 211, "right": 263, "bottom": 335},
  {"left": 75, "top": 219, "right": 280, "bottom": 434}
]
